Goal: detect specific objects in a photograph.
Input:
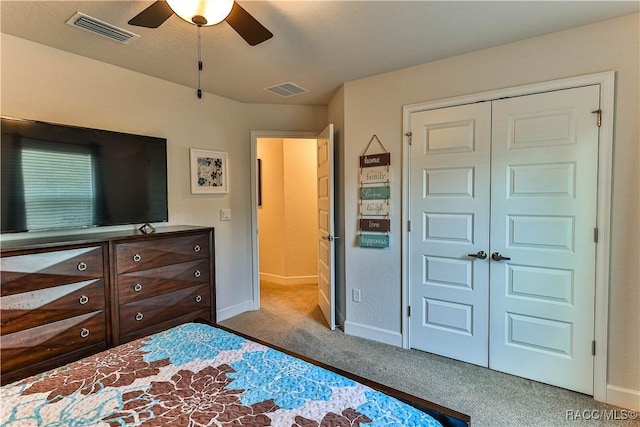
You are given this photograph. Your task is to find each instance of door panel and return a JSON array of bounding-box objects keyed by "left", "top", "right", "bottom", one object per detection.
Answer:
[
  {"left": 408, "top": 85, "right": 599, "bottom": 394},
  {"left": 317, "top": 124, "right": 335, "bottom": 330},
  {"left": 489, "top": 85, "right": 599, "bottom": 394},
  {"left": 409, "top": 103, "right": 491, "bottom": 366}
]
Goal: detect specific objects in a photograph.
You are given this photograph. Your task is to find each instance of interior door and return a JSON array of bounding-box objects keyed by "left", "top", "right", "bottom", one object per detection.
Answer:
[
  {"left": 489, "top": 86, "right": 599, "bottom": 394},
  {"left": 317, "top": 124, "right": 336, "bottom": 330},
  {"left": 409, "top": 103, "right": 491, "bottom": 366}
]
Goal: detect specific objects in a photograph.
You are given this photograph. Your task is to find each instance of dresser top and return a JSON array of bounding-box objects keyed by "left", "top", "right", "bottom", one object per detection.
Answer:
[{"left": 0, "top": 225, "right": 214, "bottom": 252}]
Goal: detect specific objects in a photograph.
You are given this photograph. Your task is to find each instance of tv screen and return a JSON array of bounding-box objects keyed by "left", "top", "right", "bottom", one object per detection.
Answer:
[{"left": 1, "top": 117, "right": 168, "bottom": 233}]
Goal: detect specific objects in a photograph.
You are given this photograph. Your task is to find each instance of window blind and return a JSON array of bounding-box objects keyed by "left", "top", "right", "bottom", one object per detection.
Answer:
[{"left": 21, "top": 148, "right": 95, "bottom": 230}]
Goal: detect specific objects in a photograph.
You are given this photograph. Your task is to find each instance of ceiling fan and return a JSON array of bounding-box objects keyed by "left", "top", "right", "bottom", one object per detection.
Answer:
[{"left": 128, "top": 0, "right": 273, "bottom": 46}]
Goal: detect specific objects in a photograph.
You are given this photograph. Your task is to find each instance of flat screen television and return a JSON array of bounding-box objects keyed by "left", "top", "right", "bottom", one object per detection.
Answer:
[{"left": 1, "top": 117, "right": 168, "bottom": 233}]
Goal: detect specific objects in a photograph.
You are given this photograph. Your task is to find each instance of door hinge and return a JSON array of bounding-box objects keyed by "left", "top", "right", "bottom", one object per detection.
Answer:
[
  {"left": 405, "top": 131, "right": 413, "bottom": 145},
  {"left": 592, "top": 109, "right": 602, "bottom": 127},
  {"left": 407, "top": 306, "right": 411, "bottom": 317},
  {"left": 594, "top": 227, "right": 599, "bottom": 243},
  {"left": 592, "top": 340, "right": 596, "bottom": 356},
  {"left": 407, "top": 220, "right": 411, "bottom": 232}
]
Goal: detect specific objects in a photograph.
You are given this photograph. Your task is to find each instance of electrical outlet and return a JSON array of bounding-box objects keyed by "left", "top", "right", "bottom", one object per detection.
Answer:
[
  {"left": 352, "top": 289, "right": 361, "bottom": 303},
  {"left": 220, "top": 209, "right": 231, "bottom": 221}
]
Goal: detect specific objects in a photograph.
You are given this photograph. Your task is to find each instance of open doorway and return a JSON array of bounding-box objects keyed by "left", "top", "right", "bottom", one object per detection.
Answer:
[{"left": 251, "top": 134, "right": 324, "bottom": 326}]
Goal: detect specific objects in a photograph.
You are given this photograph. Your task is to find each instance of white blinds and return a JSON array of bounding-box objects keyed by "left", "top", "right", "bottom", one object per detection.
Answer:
[{"left": 21, "top": 147, "right": 95, "bottom": 230}]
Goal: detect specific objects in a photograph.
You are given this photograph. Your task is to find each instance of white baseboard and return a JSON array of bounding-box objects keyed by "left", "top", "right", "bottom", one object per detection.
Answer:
[
  {"left": 344, "top": 321, "right": 402, "bottom": 347},
  {"left": 216, "top": 300, "right": 254, "bottom": 322},
  {"left": 607, "top": 384, "right": 640, "bottom": 411},
  {"left": 260, "top": 272, "right": 318, "bottom": 285}
]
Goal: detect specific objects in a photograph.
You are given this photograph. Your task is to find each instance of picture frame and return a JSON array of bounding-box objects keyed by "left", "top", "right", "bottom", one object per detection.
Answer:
[
  {"left": 257, "top": 158, "right": 262, "bottom": 206},
  {"left": 190, "top": 148, "right": 228, "bottom": 194}
]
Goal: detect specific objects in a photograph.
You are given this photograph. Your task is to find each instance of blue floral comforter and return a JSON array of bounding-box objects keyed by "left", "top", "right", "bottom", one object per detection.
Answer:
[{"left": 1, "top": 323, "right": 443, "bottom": 426}]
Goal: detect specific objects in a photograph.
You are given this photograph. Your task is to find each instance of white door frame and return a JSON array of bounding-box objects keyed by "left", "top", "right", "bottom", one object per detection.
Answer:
[
  {"left": 250, "top": 130, "right": 320, "bottom": 310},
  {"left": 401, "top": 71, "right": 615, "bottom": 403}
]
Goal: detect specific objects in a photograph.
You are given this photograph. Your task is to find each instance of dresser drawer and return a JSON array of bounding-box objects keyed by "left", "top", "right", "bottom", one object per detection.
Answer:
[
  {"left": 117, "top": 259, "right": 210, "bottom": 304},
  {"left": 1, "top": 279, "right": 105, "bottom": 335},
  {"left": 118, "top": 284, "right": 210, "bottom": 335},
  {"left": 1, "top": 311, "right": 106, "bottom": 374},
  {"left": 119, "top": 309, "right": 212, "bottom": 344},
  {"left": 115, "top": 233, "right": 210, "bottom": 274},
  {"left": 1, "top": 246, "right": 104, "bottom": 296}
]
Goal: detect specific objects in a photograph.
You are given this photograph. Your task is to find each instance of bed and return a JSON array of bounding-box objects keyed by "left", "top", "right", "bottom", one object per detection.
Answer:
[{"left": 1, "top": 321, "right": 470, "bottom": 426}]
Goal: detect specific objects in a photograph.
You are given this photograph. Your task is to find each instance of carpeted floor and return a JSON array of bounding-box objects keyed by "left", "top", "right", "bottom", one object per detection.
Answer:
[{"left": 220, "top": 282, "right": 638, "bottom": 427}]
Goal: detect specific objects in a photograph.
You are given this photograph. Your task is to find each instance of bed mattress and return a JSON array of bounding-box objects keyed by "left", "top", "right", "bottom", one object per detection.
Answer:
[{"left": 1, "top": 322, "right": 460, "bottom": 426}]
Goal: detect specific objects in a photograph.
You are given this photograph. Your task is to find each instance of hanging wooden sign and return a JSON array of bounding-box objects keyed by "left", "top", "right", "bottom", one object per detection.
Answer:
[
  {"left": 359, "top": 234, "right": 390, "bottom": 248},
  {"left": 359, "top": 218, "right": 391, "bottom": 232},
  {"left": 360, "top": 186, "right": 390, "bottom": 200},
  {"left": 360, "top": 153, "right": 391, "bottom": 168},
  {"left": 360, "top": 167, "right": 390, "bottom": 184},
  {"left": 360, "top": 200, "right": 390, "bottom": 216}
]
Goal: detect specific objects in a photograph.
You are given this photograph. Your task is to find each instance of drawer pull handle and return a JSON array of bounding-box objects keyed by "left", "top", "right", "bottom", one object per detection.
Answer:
[
  {"left": 195, "top": 295, "right": 203, "bottom": 303},
  {"left": 135, "top": 312, "right": 144, "bottom": 321},
  {"left": 133, "top": 283, "right": 143, "bottom": 292},
  {"left": 77, "top": 262, "right": 88, "bottom": 272},
  {"left": 194, "top": 270, "right": 201, "bottom": 278},
  {"left": 194, "top": 244, "right": 201, "bottom": 253},
  {"left": 133, "top": 254, "right": 142, "bottom": 262},
  {"left": 80, "top": 328, "right": 90, "bottom": 338},
  {"left": 79, "top": 295, "right": 89, "bottom": 305}
]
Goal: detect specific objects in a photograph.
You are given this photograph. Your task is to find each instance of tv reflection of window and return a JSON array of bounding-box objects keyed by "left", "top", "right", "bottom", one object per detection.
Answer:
[{"left": 21, "top": 145, "right": 95, "bottom": 230}]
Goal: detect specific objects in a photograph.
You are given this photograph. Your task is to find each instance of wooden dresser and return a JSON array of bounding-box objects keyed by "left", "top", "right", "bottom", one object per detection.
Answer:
[
  {"left": 0, "top": 244, "right": 109, "bottom": 384},
  {"left": 0, "top": 226, "right": 215, "bottom": 384},
  {"left": 113, "top": 232, "right": 213, "bottom": 344}
]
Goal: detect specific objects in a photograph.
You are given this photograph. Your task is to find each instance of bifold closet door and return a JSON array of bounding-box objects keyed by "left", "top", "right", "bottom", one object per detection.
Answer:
[
  {"left": 409, "top": 102, "right": 492, "bottom": 367},
  {"left": 409, "top": 85, "right": 600, "bottom": 393},
  {"left": 489, "top": 85, "right": 599, "bottom": 394}
]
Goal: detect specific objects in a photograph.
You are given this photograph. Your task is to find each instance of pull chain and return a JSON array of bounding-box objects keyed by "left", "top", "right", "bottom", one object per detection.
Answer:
[{"left": 196, "top": 25, "right": 203, "bottom": 99}]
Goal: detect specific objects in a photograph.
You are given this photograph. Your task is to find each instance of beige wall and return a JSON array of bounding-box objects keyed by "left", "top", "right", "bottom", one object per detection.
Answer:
[
  {"left": 257, "top": 138, "right": 317, "bottom": 283},
  {"left": 332, "top": 14, "right": 639, "bottom": 402},
  {"left": 0, "top": 34, "right": 328, "bottom": 320},
  {"left": 283, "top": 139, "right": 318, "bottom": 278},
  {"left": 257, "top": 138, "right": 286, "bottom": 279}
]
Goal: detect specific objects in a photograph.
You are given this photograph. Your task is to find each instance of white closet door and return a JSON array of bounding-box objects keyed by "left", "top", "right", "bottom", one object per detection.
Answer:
[
  {"left": 489, "top": 86, "right": 600, "bottom": 394},
  {"left": 409, "top": 103, "right": 491, "bottom": 366}
]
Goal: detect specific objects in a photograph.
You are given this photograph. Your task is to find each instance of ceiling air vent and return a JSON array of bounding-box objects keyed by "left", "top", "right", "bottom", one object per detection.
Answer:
[
  {"left": 264, "top": 82, "right": 310, "bottom": 98},
  {"left": 66, "top": 12, "right": 139, "bottom": 44}
]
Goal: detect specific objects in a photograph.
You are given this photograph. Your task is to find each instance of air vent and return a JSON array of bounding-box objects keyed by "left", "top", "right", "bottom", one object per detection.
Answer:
[
  {"left": 264, "top": 82, "right": 310, "bottom": 98},
  {"left": 66, "top": 12, "right": 139, "bottom": 44}
]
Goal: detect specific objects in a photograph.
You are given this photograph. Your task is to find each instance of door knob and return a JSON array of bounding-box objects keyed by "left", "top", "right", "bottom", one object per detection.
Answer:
[
  {"left": 491, "top": 252, "right": 511, "bottom": 261},
  {"left": 467, "top": 251, "right": 488, "bottom": 260}
]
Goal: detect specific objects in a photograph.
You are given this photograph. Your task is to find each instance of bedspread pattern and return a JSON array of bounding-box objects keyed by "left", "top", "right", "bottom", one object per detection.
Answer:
[{"left": 2, "top": 323, "right": 442, "bottom": 426}]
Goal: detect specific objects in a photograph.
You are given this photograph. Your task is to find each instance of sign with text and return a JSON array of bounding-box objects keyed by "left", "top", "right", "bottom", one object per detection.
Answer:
[
  {"left": 360, "top": 186, "right": 391, "bottom": 200},
  {"left": 359, "top": 218, "right": 391, "bottom": 232},
  {"left": 359, "top": 233, "right": 390, "bottom": 248},
  {"left": 360, "top": 153, "right": 391, "bottom": 168},
  {"left": 360, "top": 167, "right": 390, "bottom": 184},
  {"left": 360, "top": 200, "right": 390, "bottom": 216}
]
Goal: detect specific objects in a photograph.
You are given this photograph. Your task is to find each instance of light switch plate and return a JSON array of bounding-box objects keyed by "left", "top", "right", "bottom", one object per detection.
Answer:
[{"left": 220, "top": 209, "right": 231, "bottom": 221}]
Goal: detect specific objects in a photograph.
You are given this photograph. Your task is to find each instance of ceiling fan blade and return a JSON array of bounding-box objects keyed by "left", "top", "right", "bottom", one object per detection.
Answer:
[
  {"left": 225, "top": 2, "right": 273, "bottom": 46},
  {"left": 128, "top": 1, "right": 174, "bottom": 28}
]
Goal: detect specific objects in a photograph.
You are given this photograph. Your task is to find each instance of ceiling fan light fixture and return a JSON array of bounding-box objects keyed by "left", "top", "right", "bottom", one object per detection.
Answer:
[{"left": 166, "top": 0, "right": 234, "bottom": 26}]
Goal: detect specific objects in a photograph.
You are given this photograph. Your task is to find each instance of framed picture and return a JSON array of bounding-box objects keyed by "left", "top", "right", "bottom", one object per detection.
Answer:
[
  {"left": 190, "top": 149, "right": 228, "bottom": 194},
  {"left": 257, "top": 158, "right": 262, "bottom": 206}
]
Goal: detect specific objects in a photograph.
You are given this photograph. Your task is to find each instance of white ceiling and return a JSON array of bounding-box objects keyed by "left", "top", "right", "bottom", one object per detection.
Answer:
[{"left": 2, "top": 1, "right": 638, "bottom": 105}]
